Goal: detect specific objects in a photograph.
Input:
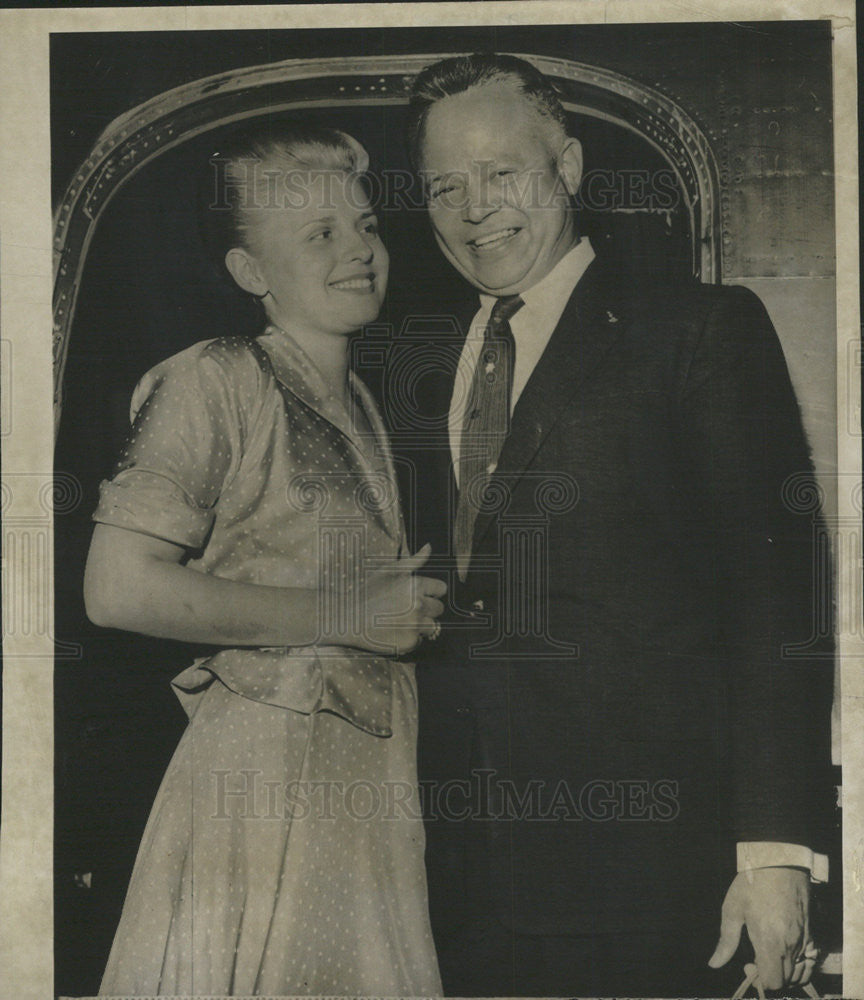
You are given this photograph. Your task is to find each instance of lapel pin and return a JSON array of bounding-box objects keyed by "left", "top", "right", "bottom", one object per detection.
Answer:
[{"left": 605, "top": 309, "right": 619, "bottom": 324}]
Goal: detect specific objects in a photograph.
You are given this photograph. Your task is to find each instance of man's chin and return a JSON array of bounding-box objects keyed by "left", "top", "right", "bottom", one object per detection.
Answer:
[{"left": 457, "top": 259, "right": 533, "bottom": 295}]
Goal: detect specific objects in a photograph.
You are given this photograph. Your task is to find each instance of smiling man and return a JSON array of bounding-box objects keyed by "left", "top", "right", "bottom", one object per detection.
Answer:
[
  {"left": 405, "top": 53, "right": 833, "bottom": 997},
  {"left": 420, "top": 82, "right": 581, "bottom": 295}
]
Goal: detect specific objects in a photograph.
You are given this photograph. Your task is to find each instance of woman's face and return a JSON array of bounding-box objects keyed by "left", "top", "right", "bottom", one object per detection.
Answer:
[{"left": 240, "top": 167, "right": 388, "bottom": 337}]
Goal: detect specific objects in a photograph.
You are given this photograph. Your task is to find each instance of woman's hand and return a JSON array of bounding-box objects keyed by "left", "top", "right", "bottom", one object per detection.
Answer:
[{"left": 352, "top": 543, "right": 448, "bottom": 656}]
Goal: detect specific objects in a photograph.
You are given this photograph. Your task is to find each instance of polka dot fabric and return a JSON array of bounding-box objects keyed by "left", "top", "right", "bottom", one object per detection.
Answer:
[{"left": 94, "top": 330, "right": 441, "bottom": 997}]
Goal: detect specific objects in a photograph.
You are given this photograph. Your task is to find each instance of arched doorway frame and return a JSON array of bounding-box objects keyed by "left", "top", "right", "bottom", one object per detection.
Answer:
[{"left": 52, "top": 51, "right": 721, "bottom": 436}]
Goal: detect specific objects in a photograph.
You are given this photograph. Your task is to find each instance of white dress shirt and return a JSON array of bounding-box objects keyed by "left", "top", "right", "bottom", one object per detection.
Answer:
[
  {"left": 447, "top": 237, "right": 828, "bottom": 882},
  {"left": 449, "top": 238, "right": 595, "bottom": 481}
]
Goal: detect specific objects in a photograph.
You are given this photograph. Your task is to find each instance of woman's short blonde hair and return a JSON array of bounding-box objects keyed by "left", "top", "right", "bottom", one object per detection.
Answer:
[{"left": 199, "top": 120, "right": 370, "bottom": 273}]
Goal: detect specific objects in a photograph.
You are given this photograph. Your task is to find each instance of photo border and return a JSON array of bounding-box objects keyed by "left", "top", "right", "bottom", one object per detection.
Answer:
[{"left": 0, "top": 3, "right": 859, "bottom": 997}]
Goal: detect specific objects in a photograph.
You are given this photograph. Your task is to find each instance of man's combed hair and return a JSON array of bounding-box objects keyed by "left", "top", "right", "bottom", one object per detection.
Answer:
[{"left": 406, "top": 53, "right": 569, "bottom": 169}]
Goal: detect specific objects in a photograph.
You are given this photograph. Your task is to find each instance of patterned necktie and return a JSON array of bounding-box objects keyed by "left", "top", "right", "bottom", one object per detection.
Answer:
[{"left": 454, "top": 294, "right": 525, "bottom": 581}]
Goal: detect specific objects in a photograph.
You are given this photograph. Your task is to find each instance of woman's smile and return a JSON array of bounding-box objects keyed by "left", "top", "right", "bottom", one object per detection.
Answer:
[{"left": 328, "top": 270, "right": 379, "bottom": 292}]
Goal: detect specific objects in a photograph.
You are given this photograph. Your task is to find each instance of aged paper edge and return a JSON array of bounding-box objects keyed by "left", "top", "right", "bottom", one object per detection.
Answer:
[{"left": 0, "top": 2, "right": 859, "bottom": 998}]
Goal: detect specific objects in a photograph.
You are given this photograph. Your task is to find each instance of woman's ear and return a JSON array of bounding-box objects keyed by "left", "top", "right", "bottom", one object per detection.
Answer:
[
  {"left": 558, "top": 138, "right": 583, "bottom": 197},
  {"left": 224, "top": 247, "right": 269, "bottom": 298}
]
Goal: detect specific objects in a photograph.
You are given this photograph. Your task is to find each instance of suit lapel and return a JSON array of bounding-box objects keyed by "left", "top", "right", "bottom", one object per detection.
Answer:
[
  {"left": 470, "top": 259, "right": 630, "bottom": 554},
  {"left": 440, "top": 304, "right": 476, "bottom": 527}
]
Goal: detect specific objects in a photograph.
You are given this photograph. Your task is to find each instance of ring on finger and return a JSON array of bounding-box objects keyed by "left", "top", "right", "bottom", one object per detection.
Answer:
[{"left": 795, "top": 947, "right": 818, "bottom": 965}]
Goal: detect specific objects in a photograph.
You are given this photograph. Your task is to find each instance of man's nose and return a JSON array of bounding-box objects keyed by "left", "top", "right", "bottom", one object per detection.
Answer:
[{"left": 463, "top": 175, "right": 500, "bottom": 223}]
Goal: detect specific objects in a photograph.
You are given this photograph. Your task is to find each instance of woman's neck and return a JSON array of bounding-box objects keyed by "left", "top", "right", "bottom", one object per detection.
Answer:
[{"left": 269, "top": 320, "right": 352, "bottom": 401}]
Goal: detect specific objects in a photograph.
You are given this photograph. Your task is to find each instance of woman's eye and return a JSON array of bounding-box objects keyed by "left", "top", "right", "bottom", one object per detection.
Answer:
[
  {"left": 496, "top": 168, "right": 516, "bottom": 178},
  {"left": 309, "top": 229, "right": 332, "bottom": 241},
  {"left": 361, "top": 220, "right": 379, "bottom": 236}
]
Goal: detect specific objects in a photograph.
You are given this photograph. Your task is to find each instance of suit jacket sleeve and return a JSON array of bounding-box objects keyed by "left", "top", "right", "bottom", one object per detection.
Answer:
[{"left": 677, "top": 285, "right": 833, "bottom": 850}]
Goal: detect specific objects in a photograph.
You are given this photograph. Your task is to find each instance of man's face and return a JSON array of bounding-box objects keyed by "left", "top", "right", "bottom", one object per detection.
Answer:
[{"left": 419, "top": 81, "right": 582, "bottom": 296}]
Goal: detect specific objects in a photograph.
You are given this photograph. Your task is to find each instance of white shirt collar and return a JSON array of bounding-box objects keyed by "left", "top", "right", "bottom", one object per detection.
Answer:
[
  {"left": 476, "top": 237, "right": 596, "bottom": 334},
  {"left": 450, "top": 238, "right": 596, "bottom": 478}
]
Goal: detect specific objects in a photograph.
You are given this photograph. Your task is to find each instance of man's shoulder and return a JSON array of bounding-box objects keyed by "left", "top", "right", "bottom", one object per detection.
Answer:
[
  {"left": 571, "top": 262, "right": 768, "bottom": 342},
  {"left": 638, "top": 276, "right": 761, "bottom": 319},
  {"left": 598, "top": 266, "right": 757, "bottom": 320}
]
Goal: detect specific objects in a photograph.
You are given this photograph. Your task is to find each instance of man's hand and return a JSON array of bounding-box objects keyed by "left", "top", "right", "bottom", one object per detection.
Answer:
[{"left": 708, "top": 868, "right": 817, "bottom": 989}]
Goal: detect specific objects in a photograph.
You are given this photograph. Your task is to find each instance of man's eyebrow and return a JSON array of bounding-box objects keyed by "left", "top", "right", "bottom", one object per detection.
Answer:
[
  {"left": 427, "top": 173, "right": 465, "bottom": 188},
  {"left": 424, "top": 170, "right": 462, "bottom": 182}
]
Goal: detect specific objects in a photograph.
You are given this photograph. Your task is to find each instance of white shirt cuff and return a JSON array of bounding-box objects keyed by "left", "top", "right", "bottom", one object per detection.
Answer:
[{"left": 737, "top": 841, "right": 829, "bottom": 883}]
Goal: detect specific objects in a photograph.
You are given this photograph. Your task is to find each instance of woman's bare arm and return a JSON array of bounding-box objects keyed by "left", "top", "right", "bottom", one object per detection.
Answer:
[
  {"left": 84, "top": 523, "right": 446, "bottom": 652},
  {"left": 84, "top": 523, "right": 324, "bottom": 646}
]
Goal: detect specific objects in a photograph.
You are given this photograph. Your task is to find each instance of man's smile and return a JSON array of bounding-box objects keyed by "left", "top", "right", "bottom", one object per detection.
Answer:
[{"left": 467, "top": 227, "right": 522, "bottom": 252}]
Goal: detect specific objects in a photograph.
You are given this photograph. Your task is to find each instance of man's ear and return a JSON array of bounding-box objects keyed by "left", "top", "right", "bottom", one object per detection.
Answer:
[
  {"left": 558, "top": 138, "right": 583, "bottom": 197},
  {"left": 224, "top": 247, "right": 268, "bottom": 297}
]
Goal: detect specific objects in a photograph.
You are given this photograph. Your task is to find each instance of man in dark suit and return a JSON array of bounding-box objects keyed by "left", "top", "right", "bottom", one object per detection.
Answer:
[{"left": 402, "top": 53, "right": 833, "bottom": 996}]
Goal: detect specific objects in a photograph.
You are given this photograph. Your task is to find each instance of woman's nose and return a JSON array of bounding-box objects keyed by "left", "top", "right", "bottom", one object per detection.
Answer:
[{"left": 346, "top": 230, "right": 375, "bottom": 263}]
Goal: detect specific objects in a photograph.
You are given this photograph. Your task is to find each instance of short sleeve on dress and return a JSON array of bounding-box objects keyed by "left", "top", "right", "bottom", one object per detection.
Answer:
[{"left": 93, "top": 339, "right": 261, "bottom": 549}]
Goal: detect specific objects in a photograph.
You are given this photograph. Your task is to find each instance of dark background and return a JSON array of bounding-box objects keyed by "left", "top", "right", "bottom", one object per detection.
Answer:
[{"left": 51, "top": 21, "right": 840, "bottom": 995}]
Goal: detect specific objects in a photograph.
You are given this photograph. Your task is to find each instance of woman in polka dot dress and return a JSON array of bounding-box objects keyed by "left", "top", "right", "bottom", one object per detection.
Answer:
[{"left": 85, "top": 123, "right": 445, "bottom": 997}]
